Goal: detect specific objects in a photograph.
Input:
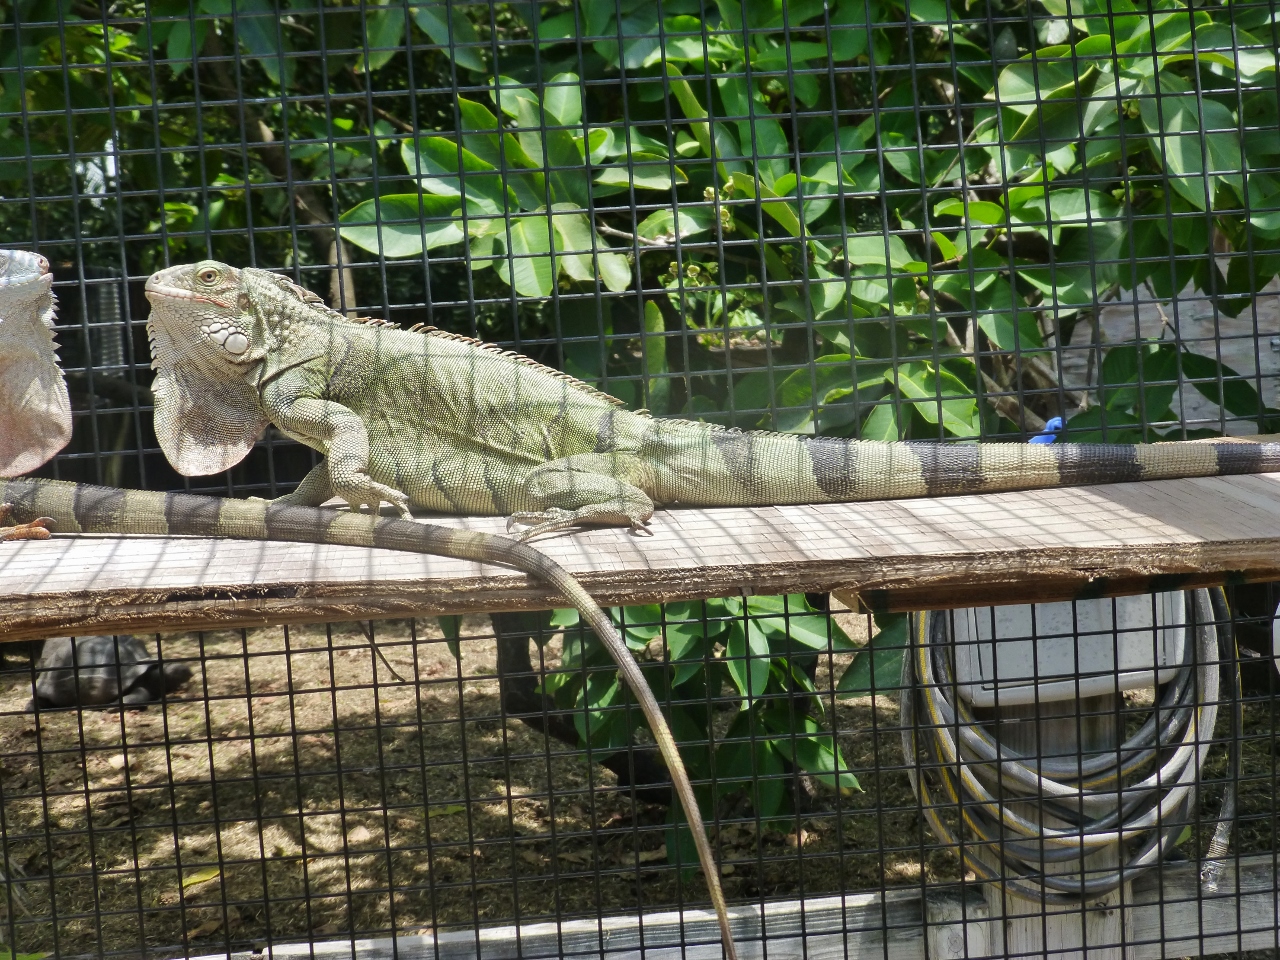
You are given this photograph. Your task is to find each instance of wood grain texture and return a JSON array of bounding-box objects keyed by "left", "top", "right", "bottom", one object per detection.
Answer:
[
  {"left": 5, "top": 472, "right": 1280, "bottom": 642},
  {"left": 184, "top": 852, "right": 1280, "bottom": 960}
]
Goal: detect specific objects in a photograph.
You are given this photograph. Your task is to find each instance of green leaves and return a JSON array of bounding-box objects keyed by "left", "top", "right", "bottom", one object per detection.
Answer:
[
  {"left": 838, "top": 614, "right": 908, "bottom": 698},
  {"left": 339, "top": 194, "right": 479, "bottom": 258},
  {"left": 412, "top": 1, "right": 485, "bottom": 72},
  {"left": 1140, "top": 80, "right": 1243, "bottom": 210}
]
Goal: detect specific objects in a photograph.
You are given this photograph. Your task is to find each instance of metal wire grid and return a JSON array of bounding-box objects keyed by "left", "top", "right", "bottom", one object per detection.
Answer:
[
  {"left": 2, "top": 1, "right": 1278, "bottom": 496},
  {"left": 0, "top": 594, "right": 1275, "bottom": 958},
  {"left": 1, "top": 1, "right": 1280, "bottom": 958}
]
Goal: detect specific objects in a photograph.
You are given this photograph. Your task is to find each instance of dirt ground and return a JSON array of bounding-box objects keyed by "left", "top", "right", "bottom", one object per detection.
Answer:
[{"left": 0, "top": 611, "right": 1275, "bottom": 959}]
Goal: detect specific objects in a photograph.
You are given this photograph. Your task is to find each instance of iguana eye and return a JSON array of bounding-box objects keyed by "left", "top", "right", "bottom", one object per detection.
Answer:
[{"left": 198, "top": 268, "right": 219, "bottom": 284}]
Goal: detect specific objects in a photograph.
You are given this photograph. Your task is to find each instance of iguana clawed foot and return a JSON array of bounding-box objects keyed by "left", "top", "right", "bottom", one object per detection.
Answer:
[
  {"left": 0, "top": 504, "right": 54, "bottom": 542},
  {"left": 338, "top": 481, "right": 411, "bottom": 518},
  {"left": 506, "top": 508, "right": 653, "bottom": 542}
]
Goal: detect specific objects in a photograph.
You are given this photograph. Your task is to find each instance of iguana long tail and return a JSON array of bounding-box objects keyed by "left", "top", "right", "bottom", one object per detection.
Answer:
[
  {"left": 651, "top": 421, "right": 1280, "bottom": 506},
  {"left": 0, "top": 476, "right": 737, "bottom": 960}
]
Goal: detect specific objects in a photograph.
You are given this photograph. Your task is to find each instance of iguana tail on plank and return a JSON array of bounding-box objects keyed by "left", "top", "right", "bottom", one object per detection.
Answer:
[
  {"left": 641, "top": 419, "right": 1280, "bottom": 507},
  {"left": 0, "top": 476, "right": 738, "bottom": 959}
]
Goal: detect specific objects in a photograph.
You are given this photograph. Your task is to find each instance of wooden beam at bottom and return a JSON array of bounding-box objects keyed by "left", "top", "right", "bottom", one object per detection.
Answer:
[
  {"left": 186, "top": 854, "right": 1278, "bottom": 960},
  {"left": 6, "top": 472, "right": 1280, "bottom": 643}
]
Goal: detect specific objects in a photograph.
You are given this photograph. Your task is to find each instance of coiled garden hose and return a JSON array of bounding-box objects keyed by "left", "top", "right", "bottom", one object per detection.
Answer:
[{"left": 899, "top": 588, "right": 1241, "bottom": 904}]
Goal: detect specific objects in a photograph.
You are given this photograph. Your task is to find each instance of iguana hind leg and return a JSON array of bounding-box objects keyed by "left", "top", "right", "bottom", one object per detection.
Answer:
[
  {"left": 508, "top": 455, "right": 654, "bottom": 540},
  {"left": 0, "top": 504, "right": 53, "bottom": 542}
]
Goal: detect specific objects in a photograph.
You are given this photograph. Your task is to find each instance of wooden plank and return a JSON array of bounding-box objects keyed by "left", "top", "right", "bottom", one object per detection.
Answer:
[
  {"left": 6, "top": 472, "right": 1280, "bottom": 642},
  {"left": 184, "top": 853, "right": 1280, "bottom": 960}
]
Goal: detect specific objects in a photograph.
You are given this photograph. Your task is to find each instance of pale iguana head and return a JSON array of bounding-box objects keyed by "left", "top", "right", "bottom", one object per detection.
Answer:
[
  {"left": 0, "top": 249, "right": 73, "bottom": 477},
  {"left": 144, "top": 259, "right": 330, "bottom": 476}
]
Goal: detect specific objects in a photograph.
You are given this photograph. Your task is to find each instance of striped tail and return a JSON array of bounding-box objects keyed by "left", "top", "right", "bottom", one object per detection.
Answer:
[
  {"left": 799, "top": 437, "right": 1280, "bottom": 501},
  {"left": 649, "top": 420, "right": 1280, "bottom": 507}
]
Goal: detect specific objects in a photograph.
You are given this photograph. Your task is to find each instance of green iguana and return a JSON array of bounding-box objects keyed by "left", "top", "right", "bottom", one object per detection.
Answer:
[
  {"left": 146, "top": 260, "right": 1280, "bottom": 543},
  {"left": 0, "top": 250, "right": 741, "bottom": 960}
]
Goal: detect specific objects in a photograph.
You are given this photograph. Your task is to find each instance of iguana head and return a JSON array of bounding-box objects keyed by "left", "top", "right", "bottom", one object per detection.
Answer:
[
  {"left": 144, "top": 260, "right": 273, "bottom": 476},
  {"left": 0, "top": 249, "right": 73, "bottom": 477},
  {"left": 145, "top": 260, "right": 267, "bottom": 369}
]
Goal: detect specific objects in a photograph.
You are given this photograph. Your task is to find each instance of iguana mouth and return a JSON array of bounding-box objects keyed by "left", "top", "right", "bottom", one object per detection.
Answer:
[{"left": 144, "top": 276, "right": 231, "bottom": 309}]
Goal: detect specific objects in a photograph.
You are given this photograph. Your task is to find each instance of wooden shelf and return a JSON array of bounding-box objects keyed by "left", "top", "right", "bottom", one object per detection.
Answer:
[{"left": 4, "top": 471, "right": 1280, "bottom": 642}]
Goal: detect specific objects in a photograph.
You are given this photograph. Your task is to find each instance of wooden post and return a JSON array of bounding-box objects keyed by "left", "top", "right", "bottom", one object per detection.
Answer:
[
  {"left": 985, "top": 695, "right": 1130, "bottom": 960},
  {"left": 927, "top": 694, "right": 1132, "bottom": 960}
]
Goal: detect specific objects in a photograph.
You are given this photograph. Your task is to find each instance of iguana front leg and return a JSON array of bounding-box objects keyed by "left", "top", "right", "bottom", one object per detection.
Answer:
[
  {"left": 265, "top": 396, "right": 411, "bottom": 517},
  {"left": 0, "top": 503, "right": 53, "bottom": 542},
  {"left": 507, "top": 454, "right": 654, "bottom": 540}
]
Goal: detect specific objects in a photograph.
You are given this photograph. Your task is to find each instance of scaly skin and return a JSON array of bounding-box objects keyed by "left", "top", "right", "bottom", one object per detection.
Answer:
[
  {"left": 146, "top": 260, "right": 1280, "bottom": 543},
  {"left": 0, "top": 249, "right": 72, "bottom": 476},
  {"left": 0, "top": 252, "right": 739, "bottom": 959}
]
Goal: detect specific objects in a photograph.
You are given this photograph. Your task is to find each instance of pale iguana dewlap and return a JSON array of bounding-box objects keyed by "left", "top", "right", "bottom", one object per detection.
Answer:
[{"left": 146, "top": 259, "right": 1280, "bottom": 540}]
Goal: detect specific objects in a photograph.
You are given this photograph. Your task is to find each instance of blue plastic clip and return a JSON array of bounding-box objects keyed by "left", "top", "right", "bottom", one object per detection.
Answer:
[{"left": 1028, "top": 416, "right": 1064, "bottom": 444}]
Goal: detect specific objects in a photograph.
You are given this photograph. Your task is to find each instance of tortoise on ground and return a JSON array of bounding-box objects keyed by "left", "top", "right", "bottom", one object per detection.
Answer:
[{"left": 27, "top": 635, "right": 193, "bottom": 711}]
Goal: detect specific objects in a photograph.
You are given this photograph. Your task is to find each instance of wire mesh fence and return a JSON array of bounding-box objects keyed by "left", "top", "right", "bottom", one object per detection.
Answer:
[{"left": 3, "top": 0, "right": 1280, "bottom": 958}]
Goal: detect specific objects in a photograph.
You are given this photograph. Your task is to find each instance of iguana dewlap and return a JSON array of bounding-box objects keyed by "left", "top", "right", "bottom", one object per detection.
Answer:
[
  {"left": 147, "top": 260, "right": 1280, "bottom": 540},
  {"left": 0, "top": 249, "right": 72, "bottom": 477}
]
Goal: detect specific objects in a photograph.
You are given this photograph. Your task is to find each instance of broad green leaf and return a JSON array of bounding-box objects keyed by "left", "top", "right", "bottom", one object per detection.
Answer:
[
  {"left": 517, "top": 97, "right": 587, "bottom": 207},
  {"left": 413, "top": 1, "right": 485, "bottom": 72},
  {"left": 731, "top": 173, "right": 802, "bottom": 236},
  {"left": 637, "top": 205, "right": 717, "bottom": 241},
  {"left": 837, "top": 613, "right": 907, "bottom": 697},
  {"left": 845, "top": 233, "right": 917, "bottom": 269},
  {"left": 492, "top": 76, "right": 540, "bottom": 120},
  {"left": 573, "top": 671, "right": 625, "bottom": 747},
  {"left": 933, "top": 197, "right": 1006, "bottom": 226},
  {"left": 1063, "top": 405, "right": 1146, "bottom": 443},
  {"left": 860, "top": 403, "right": 900, "bottom": 441},
  {"left": 358, "top": 3, "right": 406, "bottom": 73},
  {"left": 773, "top": 354, "right": 890, "bottom": 433},
  {"left": 549, "top": 205, "right": 631, "bottom": 292},
  {"left": 340, "top": 194, "right": 477, "bottom": 258},
  {"left": 664, "top": 63, "right": 748, "bottom": 178},
  {"left": 754, "top": 613, "right": 858, "bottom": 652},
  {"left": 455, "top": 97, "right": 546, "bottom": 210},
  {"left": 594, "top": 154, "right": 688, "bottom": 192},
  {"left": 1141, "top": 81, "right": 1243, "bottom": 210},
  {"left": 717, "top": 74, "right": 791, "bottom": 186},
  {"left": 770, "top": 732, "right": 860, "bottom": 792},
  {"left": 496, "top": 213, "right": 554, "bottom": 297},
  {"left": 639, "top": 300, "right": 670, "bottom": 415},
  {"left": 1009, "top": 65, "right": 1099, "bottom": 146},
  {"left": 725, "top": 620, "right": 771, "bottom": 701},
  {"left": 888, "top": 361, "right": 979, "bottom": 437},
  {"left": 401, "top": 136, "right": 513, "bottom": 214},
  {"left": 1179, "top": 350, "right": 1265, "bottom": 421},
  {"left": 1097, "top": 341, "right": 1180, "bottom": 419},
  {"left": 544, "top": 71, "right": 582, "bottom": 126},
  {"left": 1186, "top": 25, "right": 1276, "bottom": 79},
  {"left": 164, "top": 18, "right": 207, "bottom": 75}
]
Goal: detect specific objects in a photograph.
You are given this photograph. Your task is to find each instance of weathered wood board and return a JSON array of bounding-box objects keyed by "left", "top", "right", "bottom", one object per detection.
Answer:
[
  {"left": 185, "top": 852, "right": 1280, "bottom": 960},
  {"left": 4, "top": 471, "right": 1280, "bottom": 642}
]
